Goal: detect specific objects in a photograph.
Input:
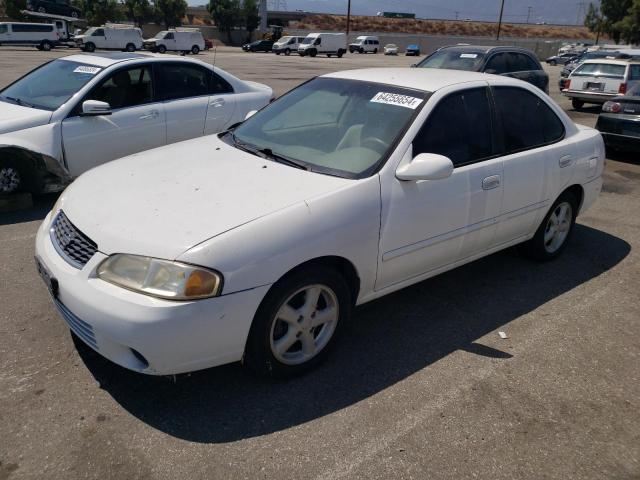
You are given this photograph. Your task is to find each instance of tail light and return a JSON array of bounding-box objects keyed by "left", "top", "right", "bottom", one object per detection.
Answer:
[
  {"left": 564, "top": 79, "right": 571, "bottom": 90},
  {"left": 619, "top": 83, "right": 627, "bottom": 94},
  {"left": 602, "top": 101, "right": 622, "bottom": 113}
]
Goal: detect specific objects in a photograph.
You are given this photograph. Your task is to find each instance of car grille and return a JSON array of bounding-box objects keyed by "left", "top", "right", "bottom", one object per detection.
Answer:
[
  {"left": 54, "top": 298, "right": 98, "bottom": 350},
  {"left": 50, "top": 211, "right": 98, "bottom": 269}
]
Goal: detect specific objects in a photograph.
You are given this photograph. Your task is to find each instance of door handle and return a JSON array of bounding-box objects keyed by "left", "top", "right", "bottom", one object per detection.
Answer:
[
  {"left": 139, "top": 110, "right": 159, "bottom": 120},
  {"left": 559, "top": 155, "right": 573, "bottom": 168},
  {"left": 209, "top": 98, "right": 225, "bottom": 107},
  {"left": 482, "top": 175, "right": 501, "bottom": 190}
]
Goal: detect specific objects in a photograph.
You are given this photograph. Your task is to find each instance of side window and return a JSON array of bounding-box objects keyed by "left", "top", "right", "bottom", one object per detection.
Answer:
[
  {"left": 506, "top": 53, "right": 528, "bottom": 72},
  {"left": 165, "top": 32, "right": 174, "bottom": 40},
  {"left": 87, "top": 66, "right": 153, "bottom": 110},
  {"left": 485, "top": 53, "right": 508, "bottom": 74},
  {"left": 210, "top": 72, "right": 234, "bottom": 94},
  {"left": 92, "top": 28, "right": 104, "bottom": 36},
  {"left": 629, "top": 65, "right": 640, "bottom": 81},
  {"left": 492, "top": 86, "right": 564, "bottom": 153},
  {"left": 523, "top": 54, "right": 541, "bottom": 71},
  {"left": 413, "top": 88, "right": 493, "bottom": 167},
  {"left": 314, "top": 37, "right": 321, "bottom": 45},
  {"left": 158, "top": 63, "right": 209, "bottom": 100}
]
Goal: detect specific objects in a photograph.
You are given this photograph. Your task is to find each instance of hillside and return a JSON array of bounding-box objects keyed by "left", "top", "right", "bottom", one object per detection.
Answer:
[{"left": 291, "top": 14, "right": 599, "bottom": 40}]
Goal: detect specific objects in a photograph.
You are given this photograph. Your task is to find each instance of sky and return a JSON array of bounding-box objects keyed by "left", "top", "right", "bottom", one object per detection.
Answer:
[{"left": 257, "top": 0, "right": 599, "bottom": 26}]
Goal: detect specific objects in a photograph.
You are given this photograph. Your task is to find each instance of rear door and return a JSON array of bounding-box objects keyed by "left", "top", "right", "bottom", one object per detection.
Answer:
[
  {"left": 204, "top": 71, "right": 236, "bottom": 134},
  {"left": 157, "top": 62, "right": 211, "bottom": 143},
  {"left": 62, "top": 64, "right": 166, "bottom": 176}
]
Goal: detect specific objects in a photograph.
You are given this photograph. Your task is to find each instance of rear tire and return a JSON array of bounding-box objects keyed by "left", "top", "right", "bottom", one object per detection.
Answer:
[
  {"left": 244, "top": 265, "right": 351, "bottom": 378},
  {"left": 40, "top": 41, "right": 52, "bottom": 51},
  {"left": 337, "top": 49, "right": 344, "bottom": 58},
  {"left": 572, "top": 98, "right": 584, "bottom": 110},
  {"left": 191, "top": 45, "right": 200, "bottom": 54},
  {"left": 550, "top": 60, "right": 557, "bottom": 66},
  {"left": 125, "top": 43, "right": 136, "bottom": 52},
  {"left": 518, "top": 191, "right": 578, "bottom": 261}
]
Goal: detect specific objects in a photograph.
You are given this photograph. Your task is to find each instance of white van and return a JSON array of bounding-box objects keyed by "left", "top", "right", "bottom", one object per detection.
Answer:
[
  {"left": 74, "top": 24, "right": 143, "bottom": 52},
  {"left": 298, "top": 33, "right": 347, "bottom": 58},
  {"left": 143, "top": 28, "right": 205, "bottom": 55},
  {"left": 349, "top": 35, "right": 380, "bottom": 54},
  {"left": 0, "top": 22, "right": 59, "bottom": 50},
  {"left": 273, "top": 35, "right": 306, "bottom": 55}
]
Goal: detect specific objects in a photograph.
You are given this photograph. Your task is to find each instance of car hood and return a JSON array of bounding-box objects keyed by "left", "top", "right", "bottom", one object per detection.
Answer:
[
  {"left": 60, "top": 134, "right": 351, "bottom": 260},
  {"left": 0, "top": 101, "right": 52, "bottom": 134}
]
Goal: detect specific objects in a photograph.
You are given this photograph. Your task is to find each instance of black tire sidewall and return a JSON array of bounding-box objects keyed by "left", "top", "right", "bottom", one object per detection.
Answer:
[
  {"left": 126, "top": 43, "right": 135, "bottom": 52},
  {"left": 244, "top": 266, "right": 352, "bottom": 378},
  {"left": 85, "top": 42, "right": 95, "bottom": 52},
  {"left": 191, "top": 45, "right": 199, "bottom": 54}
]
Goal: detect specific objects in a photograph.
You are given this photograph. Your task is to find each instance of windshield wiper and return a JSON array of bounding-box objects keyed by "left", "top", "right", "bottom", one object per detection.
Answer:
[
  {"left": 227, "top": 132, "right": 310, "bottom": 171},
  {"left": 2, "top": 96, "right": 36, "bottom": 108}
]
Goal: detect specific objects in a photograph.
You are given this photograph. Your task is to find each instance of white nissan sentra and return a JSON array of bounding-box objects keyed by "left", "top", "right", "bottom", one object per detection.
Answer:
[{"left": 35, "top": 69, "right": 604, "bottom": 378}]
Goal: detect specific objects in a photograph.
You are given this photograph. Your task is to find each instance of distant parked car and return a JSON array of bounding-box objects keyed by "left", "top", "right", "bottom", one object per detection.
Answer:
[
  {"left": 596, "top": 83, "right": 640, "bottom": 151},
  {"left": 242, "top": 40, "right": 273, "bottom": 52},
  {"left": 384, "top": 43, "right": 398, "bottom": 55},
  {"left": 26, "top": 0, "right": 81, "bottom": 18},
  {"left": 144, "top": 29, "right": 205, "bottom": 54},
  {"left": 0, "top": 53, "right": 272, "bottom": 194},
  {"left": 414, "top": 45, "right": 549, "bottom": 93},
  {"left": 545, "top": 52, "right": 577, "bottom": 66},
  {"left": 0, "top": 22, "right": 59, "bottom": 51},
  {"left": 405, "top": 44, "right": 420, "bottom": 56},
  {"left": 74, "top": 25, "right": 143, "bottom": 52},
  {"left": 204, "top": 38, "right": 213, "bottom": 50}
]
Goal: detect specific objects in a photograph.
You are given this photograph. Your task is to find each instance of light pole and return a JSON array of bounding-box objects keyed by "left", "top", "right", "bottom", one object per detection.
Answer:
[
  {"left": 496, "top": 0, "right": 505, "bottom": 40},
  {"left": 346, "top": 0, "right": 352, "bottom": 36}
]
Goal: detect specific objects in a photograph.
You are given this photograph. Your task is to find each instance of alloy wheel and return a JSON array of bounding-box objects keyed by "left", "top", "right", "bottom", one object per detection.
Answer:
[
  {"left": 544, "top": 202, "right": 572, "bottom": 253},
  {"left": 0, "top": 166, "right": 21, "bottom": 194}
]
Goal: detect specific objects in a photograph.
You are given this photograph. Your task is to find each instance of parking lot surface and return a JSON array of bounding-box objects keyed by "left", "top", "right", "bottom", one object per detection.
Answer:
[{"left": 1, "top": 47, "right": 639, "bottom": 480}]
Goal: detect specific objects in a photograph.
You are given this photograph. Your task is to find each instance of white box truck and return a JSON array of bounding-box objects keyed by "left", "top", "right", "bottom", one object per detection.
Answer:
[
  {"left": 0, "top": 22, "right": 60, "bottom": 50},
  {"left": 143, "top": 28, "right": 205, "bottom": 54},
  {"left": 298, "top": 33, "right": 347, "bottom": 58},
  {"left": 74, "top": 24, "right": 143, "bottom": 52}
]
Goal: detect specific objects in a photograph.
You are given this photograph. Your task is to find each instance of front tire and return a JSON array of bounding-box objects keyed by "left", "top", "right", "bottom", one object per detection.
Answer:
[
  {"left": 0, "top": 158, "right": 26, "bottom": 194},
  {"left": 309, "top": 49, "right": 317, "bottom": 57},
  {"left": 157, "top": 45, "right": 166, "bottom": 54},
  {"left": 244, "top": 266, "right": 351, "bottom": 378},
  {"left": 518, "top": 191, "right": 578, "bottom": 261},
  {"left": 550, "top": 60, "right": 557, "bottom": 66},
  {"left": 572, "top": 98, "right": 584, "bottom": 110},
  {"left": 83, "top": 42, "right": 95, "bottom": 52}
]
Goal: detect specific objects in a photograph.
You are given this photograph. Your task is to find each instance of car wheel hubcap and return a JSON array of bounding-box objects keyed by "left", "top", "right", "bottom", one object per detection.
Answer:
[
  {"left": 544, "top": 202, "right": 572, "bottom": 253},
  {"left": 269, "top": 284, "right": 338, "bottom": 365},
  {"left": 0, "top": 167, "right": 20, "bottom": 194}
]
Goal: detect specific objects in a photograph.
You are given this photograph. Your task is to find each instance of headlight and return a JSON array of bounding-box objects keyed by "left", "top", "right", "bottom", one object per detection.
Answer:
[{"left": 97, "top": 254, "right": 223, "bottom": 300}]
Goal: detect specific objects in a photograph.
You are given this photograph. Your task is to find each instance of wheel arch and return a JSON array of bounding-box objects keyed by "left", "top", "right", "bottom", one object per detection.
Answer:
[
  {"left": 562, "top": 184, "right": 585, "bottom": 212},
  {"left": 0, "top": 145, "right": 69, "bottom": 193}
]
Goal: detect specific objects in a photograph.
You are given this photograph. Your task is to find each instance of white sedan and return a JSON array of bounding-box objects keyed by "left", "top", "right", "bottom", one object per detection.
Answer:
[
  {"left": 384, "top": 44, "right": 399, "bottom": 55},
  {"left": 35, "top": 69, "right": 604, "bottom": 378},
  {"left": 0, "top": 53, "right": 272, "bottom": 194}
]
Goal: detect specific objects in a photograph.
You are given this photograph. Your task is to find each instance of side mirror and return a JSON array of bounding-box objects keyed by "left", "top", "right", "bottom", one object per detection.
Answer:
[
  {"left": 244, "top": 110, "right": 257, "bottom": 120},
  {"left": 410, "top": 63, "right": 417, "bottom": 68},
  {"left": 396, "top": 153, "right": 454, "bottom": 181},
  {"left": 81, "top": 100, "right": 111, "bottom": 116}
]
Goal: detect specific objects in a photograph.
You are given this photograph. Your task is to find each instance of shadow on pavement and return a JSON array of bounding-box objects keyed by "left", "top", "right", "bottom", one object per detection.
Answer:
[
  {"left": 74, "top": 224, "right": 630, "bottom": 444},
  {"left": 0, "top": 193, "right": 57, "bottom": 226}
]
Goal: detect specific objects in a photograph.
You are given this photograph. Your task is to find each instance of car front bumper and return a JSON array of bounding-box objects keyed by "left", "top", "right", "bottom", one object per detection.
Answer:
[{"left": 35, "top": 212, "right": 271, "bottom": 375}]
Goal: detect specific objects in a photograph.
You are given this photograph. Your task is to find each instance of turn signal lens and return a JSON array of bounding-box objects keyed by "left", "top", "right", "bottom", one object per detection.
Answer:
[
  {"left": 97, "top": 254, "right": 223, "bottom": 300},
  {"left": 565, "top": 79, "right": 571, "bottom": 90}
]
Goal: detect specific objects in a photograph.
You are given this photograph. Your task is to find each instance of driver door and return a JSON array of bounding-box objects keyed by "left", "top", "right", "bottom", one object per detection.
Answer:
[
  {"left": 61, "top": 65, "right": 166, "bottom": 177},
  {"left": 377, "top": 85, "right": 504, "bottom": 289}
]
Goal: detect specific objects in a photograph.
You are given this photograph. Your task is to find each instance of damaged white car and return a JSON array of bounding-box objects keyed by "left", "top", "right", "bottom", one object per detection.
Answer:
[{"left": 0, "top": 52, "right": 272, "bottom": 194}]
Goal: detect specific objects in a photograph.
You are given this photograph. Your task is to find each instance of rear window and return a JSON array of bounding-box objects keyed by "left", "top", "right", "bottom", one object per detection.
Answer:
[
  {"left": 417, "top": 49, "right": 485, "bottom": 71},
  {"left": 572, "top": 63, "right": 626, "bottom": 78}
]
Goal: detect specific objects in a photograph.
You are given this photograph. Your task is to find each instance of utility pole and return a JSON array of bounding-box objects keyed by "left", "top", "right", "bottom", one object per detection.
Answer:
[
  {"left": 454, "top": 11, "right": 459, "bottom": 20},
  {"left": 496, "top": 0, "right": 505, "bottom": 40},
  {"left": 346, "top": 0, "right": 351, "bottom": 36},
  {"left": 526, "top": 6, "right": 532, "bottom": 24}
]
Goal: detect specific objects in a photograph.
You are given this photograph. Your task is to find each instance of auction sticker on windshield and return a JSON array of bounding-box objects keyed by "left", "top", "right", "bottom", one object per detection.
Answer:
[
  {"left": 460, "top": 53, "right": 478, "bottom": 58},
  {"left": 371, "top": 92, "right": 423, "bottom": 109},
  {"left": 73, "top": 66, "right": 101, "bottom": 75}
]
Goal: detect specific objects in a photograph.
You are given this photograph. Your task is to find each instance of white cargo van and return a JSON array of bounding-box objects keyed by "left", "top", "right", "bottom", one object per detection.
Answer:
[
  {"left": 0, "top": 22, "right": 59, "bottom": 50},
  {"left": 348, "top": 35, "right": 380, "bottom": 54},
  {"left": 74, "top": 24, "right": 143, "bottom": 52},
  {"left": 273, "top": 35, "right": 306, "bottom": 55},
  {"left": 298, "top": 32, "right": 347, "bottom": 58},
  {"left": 143, "top": 28, "right": 205, "bottom": 54}
]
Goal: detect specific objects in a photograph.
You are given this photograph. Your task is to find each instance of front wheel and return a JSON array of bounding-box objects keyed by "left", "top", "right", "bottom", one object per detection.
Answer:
[
  {"left": 309, "top": 49, "right": 317, "bottom": 57},
  {"left": 549, "top": 60, "right": 557, "bottom": 66},
  {"left": 83, "top": 42, "right": 95, "bottom": 52},
  {"left": 572, "top": 98, "right": 584, "bottom": 110},
  {"left": 244, "top": 266, "right": 351, "bottom": 378},
  {"left": 0, "top": 158, "right": 26, "bottom": 194},
  {"left": 518, "top": 191, "right": 578, "bottom": 261},
  {"left": 157, "top": 45, "right": 166, "bottom": 54},
  {"left": 40, "top": 41, "right": 52, "bottom": 51}
]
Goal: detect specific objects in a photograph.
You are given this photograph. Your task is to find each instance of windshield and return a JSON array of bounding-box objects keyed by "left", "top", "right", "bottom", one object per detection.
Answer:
[
  {"left": 417, "top": 49, "right": 485, "bottom": 71},
  {"left": 0, "top": 59, "right": 100, "bottom": 111},
  {"left": 302, "top": 37, "right": 313, "bottom": 44},
  {"left": 230, "top": 77, "right": 428, "bottom": 178},
  {"left": 84, "top": 27, "right": 96, "bottom": 35},
  {"left": 278, "top": 36, "right": 291, "bottom": 43},
  {"left": 572, "top": 63, "right": 626, "bottom": 78},
  {"left": 154, "top": 30, "right": 167, "bottom": 39}
]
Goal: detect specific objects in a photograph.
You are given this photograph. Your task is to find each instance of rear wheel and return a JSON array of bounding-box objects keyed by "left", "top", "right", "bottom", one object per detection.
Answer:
[
  {"left": 244, "top": 266, "right": 351, "bottom": 378},
  {"left": 157, "top": 45, "right": 166, "bottom": 54},
  {"left": 37, "top": 6, "right": 46, "bottom": 13},
  {"left": 337, "top": 49, "right": 344, "bottom": 58},
  {"left": 359, "top": 47, "right": 364, "bottom": 54},
  {"left": 572, "top": 98, "right": 584, "bottom": 110},
  {"left": 125, "top": 43, "right": 136, "bottom": 52},
  {"left": 84, "top": 42, "right": 95, "bottom": 52},
  {"left": 191, "top": 45, "right": 200, "bottom": 54},
  {"left": 40, "top": 41, "right": 52, "bottom": 51},
  {"left": 518, "top": 191, "right": 578, "bottom": 261}
]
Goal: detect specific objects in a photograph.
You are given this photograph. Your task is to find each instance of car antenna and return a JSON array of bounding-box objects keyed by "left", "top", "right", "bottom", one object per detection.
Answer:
[{"left": 212, "top": 43, "right": 217, "bottom": 70}]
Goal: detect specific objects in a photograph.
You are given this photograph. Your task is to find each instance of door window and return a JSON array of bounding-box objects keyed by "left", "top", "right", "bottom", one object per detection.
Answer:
[
  {"left": 629, "top": 65, "right": 640, "bottom": 81},
  {"left": 86, "top": 66, "right": 153, "bottom": 110},
  {"left": 210, "top": 72, "right": 233, "bottom": 94},
  {"left": 157, "top": 63, "right": 209, "bottom": 100},
  {"left": 492, "top": 86, "right": 564, "bottom": 153},
  {"left": 413, "top": 87, "right": 493, "bottom": 167},
  {"left": 485, "top": 53, "right": 508, "bottom": 74},
  {"left": 165, "top": 32, "right": 174, "bottom": 39},
  {"left": 92, "top": 28, "right": 104, "bottom": 36}
]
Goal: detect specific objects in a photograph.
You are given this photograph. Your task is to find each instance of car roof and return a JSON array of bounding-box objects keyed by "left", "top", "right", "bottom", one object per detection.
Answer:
[
  {"left": 581, "top": 58, "right": 640, "bottom": 65},
  {"left": 323, "top": 68, "right": 512, "bottom": 93},
  {"left": 439, "top": 45, "right": 533, "bottom": 54},
  {"left": 57, "top": 52, "right": 209, "bottom": 68}
]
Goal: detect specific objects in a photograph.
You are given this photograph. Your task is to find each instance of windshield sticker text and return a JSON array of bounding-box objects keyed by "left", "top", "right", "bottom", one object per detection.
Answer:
[
  {"left": 73, "top": 66, "right": 101, "bottom": 75},
  {"left": 371, "top": 92, "right": 423, "bottom": 109},
  {"left": 460, "top": 53, "right": 478, "bottom": 58}
]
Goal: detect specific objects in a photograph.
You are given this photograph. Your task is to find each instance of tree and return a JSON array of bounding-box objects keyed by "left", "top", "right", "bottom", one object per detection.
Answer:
[
  {"left": 154, "top": 0, "right": 187, "bottom": 29},
  {"left": 208, "top": 0, "right": 241, "bottom": 44},
  {"left": 618, "top": 0, "right": 640, "bottom": 44},
  {"left": 599, "top": 0, "right": 633, "bottom": 43},
  {"left": 584, "top": 3, "right": 604, "bottom": 43},
  {"left": 125, "top": 0, "right": 152, "bottom": 27},
  {"left": 72, "top": 0, "right": 122, "bottom": 25},
  {"left": 3, "top": 0, "right": 26, "bottom": 20},
  {"left": 242, "top": 0, "right": 260, "bottom": 41}
]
